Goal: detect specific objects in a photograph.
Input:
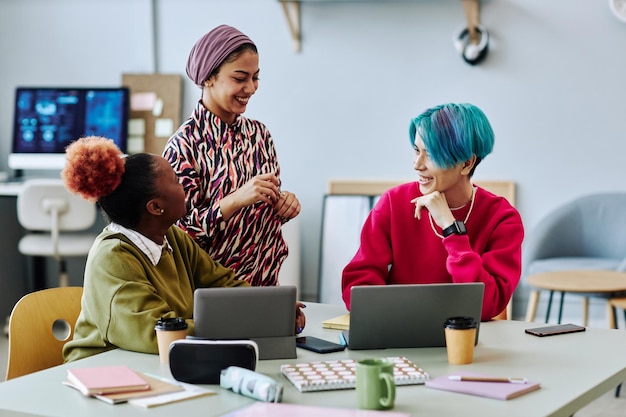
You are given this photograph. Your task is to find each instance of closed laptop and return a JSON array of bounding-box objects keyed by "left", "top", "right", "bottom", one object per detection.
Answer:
[
  {"left": 193, "top": 286, "right": 297, "bottom": 360},
  {"left": 344, "top": 283, "right": 484, "bottom": 350}
]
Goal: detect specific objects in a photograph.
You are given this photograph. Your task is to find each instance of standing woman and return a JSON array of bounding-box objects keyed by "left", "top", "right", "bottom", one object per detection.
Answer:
[
  {"left": 341, "top": 103, "right": 524, "bottom": 321},
  {"left": 163, "top": 25, "right": 300, "bottom": 287}
]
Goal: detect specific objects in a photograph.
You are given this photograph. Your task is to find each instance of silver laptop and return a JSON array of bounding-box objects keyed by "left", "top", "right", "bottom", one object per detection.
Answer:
[
  {"left": 343, "top": 283, "right": 484, "bottom": 350},
  {"left": 193, "top": 286, "right": 297, "bottom": 360}
]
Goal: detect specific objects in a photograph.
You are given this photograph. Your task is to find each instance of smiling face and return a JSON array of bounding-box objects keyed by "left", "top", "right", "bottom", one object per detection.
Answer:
[
  {"left": 202, "top": 49, "right": 259, "bottom": 124},
  {"left": 153, "top": 156, "right": 187, "bottom": 222},
  {"left": 413, "top": 133, "right": 474, "bottom": 201}
]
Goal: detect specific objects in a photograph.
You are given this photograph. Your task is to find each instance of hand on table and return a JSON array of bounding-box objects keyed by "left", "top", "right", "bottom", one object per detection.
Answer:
[{"left": 295, "top": 302, "right": 307, "bottom": 334}]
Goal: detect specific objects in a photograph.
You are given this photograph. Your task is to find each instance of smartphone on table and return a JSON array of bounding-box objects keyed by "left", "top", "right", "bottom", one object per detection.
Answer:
[
  {"left": 296, "top": 336, "right": 346, "bottom": 353},
  {"left": 525, "top": 323, "right": 586, "bottom": 337}
]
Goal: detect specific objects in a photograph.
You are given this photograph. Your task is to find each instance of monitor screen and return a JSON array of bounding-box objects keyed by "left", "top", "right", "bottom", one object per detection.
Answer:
[{"left": 8, "top": 87, "right": 129, "bottom": 171}]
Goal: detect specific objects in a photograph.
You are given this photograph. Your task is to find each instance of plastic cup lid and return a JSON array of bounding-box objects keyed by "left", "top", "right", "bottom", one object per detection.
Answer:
[
  {"left": 444, "top": 316, "right": 477, "bottom": 329},
  {"left": 155, "top": 317, "right": 188, "bottom": 331}
]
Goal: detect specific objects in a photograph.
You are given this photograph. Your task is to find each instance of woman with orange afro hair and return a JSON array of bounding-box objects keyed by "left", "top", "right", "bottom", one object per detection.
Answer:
[{"left": 60, "top": 136, "right": 251, "bottom": 362}]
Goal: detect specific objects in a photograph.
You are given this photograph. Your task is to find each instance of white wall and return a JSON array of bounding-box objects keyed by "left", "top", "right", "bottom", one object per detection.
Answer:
[{"left": 1, "top": 0, "right": 625, "bottom": 323}]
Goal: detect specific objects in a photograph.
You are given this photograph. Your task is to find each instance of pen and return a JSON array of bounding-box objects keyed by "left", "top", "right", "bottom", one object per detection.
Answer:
[{"left": 448, "top": 376, "right": 528, "bottom": 384}]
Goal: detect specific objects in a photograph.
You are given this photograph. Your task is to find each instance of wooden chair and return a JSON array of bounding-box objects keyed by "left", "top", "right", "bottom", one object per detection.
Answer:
[
  {"left": 5, "top": 286, "right": 83, "bottom": 380},
  {"left": 474, "top": 181, "right": 515, "bottom": 320}
]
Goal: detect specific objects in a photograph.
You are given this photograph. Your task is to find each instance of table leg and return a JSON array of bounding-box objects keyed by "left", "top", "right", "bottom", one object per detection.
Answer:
[
  {"left": 506, "top": 299, "right": 512, "bottom": 321},
  {"left": 59, "top": 259, "right": 68, "bottom": 287},
  {"left": 525, "top": 290, "right": 540, "bottom": 322},
  {"left": 607, "top": 302, "right": 617, "bottom": 329},
  {"left": 33, "top": 256, "right": 46, "bottom": 291},
  {"left": 582, "top": 297, "right": 589, "bottom": 327},
  {"left": 557, "top": 291, "right": 565, "bottom": 324},
  {"left": 546, "top": 290, "right": 555, "bottom": 323}
]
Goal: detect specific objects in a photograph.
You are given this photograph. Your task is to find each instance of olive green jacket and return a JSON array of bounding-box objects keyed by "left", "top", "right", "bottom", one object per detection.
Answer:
[{"left": 63, "top": 225, "right": 248, "bottom": 362}]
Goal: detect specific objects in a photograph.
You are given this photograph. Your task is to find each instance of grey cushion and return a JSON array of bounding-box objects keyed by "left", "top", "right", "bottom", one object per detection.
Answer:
[{"left": 523, "top": 193, "right": 626, "bottom": 277}]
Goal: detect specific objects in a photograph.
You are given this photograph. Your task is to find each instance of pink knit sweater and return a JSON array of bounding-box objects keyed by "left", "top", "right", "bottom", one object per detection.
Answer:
[{"left": 341, "top": 183, "right": 524, "bottom": 321}]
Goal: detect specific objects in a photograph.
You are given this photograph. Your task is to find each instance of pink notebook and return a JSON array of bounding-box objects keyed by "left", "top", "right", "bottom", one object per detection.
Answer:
[
  {"left": 66, "top": 365, "right": 150, "bottom": 396},
  {"left": 425, "top": 372, "right": 541, "bottom": 400}
]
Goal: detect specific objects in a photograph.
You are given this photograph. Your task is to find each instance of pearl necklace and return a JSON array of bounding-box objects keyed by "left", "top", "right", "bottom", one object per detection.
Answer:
[{"left": 429, "top": 187, "right": 476, "bottom": 239}]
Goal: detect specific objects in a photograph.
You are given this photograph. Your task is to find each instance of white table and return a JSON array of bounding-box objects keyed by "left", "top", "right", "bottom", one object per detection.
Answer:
[
  {"left": 0, "top": 182, "right": 23, "bottom": 196},
  {"left": 1, "top": 303, "right": 626, "bottom": 417}
]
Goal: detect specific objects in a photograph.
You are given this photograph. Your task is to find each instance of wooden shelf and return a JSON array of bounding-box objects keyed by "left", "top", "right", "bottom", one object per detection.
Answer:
[
  {"left": 279, "top": 1, "right": 301, "bottom": 52},
  {"left": 278, "top": 0, "right": 417, "bottom": 52},
  {"left": 277, "top": 0, "right": 481, "bottom": 53}
]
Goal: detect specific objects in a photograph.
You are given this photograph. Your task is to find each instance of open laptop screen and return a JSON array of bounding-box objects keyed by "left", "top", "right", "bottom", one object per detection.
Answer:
[
  {"left": 346, "top": 282, "right": 484, "bottom": 350},
  {"left": 193, "top": 286, "right": 297, "bottom": 360}
]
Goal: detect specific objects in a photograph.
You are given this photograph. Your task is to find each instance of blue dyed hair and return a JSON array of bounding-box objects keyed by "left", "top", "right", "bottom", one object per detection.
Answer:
[{"left": 408, "top": 103, "right": 494, "bottom": 175}]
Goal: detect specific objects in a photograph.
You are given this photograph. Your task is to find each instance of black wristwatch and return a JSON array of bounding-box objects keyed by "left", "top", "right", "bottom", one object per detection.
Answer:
[{"left": 442, "top": 220, "right": 467, "bottom": 237}]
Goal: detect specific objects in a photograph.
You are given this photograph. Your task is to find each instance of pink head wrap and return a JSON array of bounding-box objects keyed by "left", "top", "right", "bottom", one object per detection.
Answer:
[{"left": 186, "top": 25, "right": 256, "bottom": 87}]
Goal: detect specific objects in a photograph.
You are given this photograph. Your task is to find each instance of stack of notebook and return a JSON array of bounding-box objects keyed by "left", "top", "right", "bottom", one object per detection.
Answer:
[
  {"left": 65, "top": 365, "right": 151, "bottom": 397},
  {"left": 63, "top": 365, "right": 215, "bottom": 406}
]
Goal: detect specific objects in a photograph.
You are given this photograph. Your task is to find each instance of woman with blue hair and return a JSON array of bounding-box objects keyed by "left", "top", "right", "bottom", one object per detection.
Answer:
[{"left": 341, "top": 103, "right": 523, "bottom": 321}]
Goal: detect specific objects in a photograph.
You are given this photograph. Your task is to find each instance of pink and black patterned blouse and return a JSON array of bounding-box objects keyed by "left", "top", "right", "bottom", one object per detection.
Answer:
[{"left": 163, "top": 101, "right": 287, "bottom": 286}]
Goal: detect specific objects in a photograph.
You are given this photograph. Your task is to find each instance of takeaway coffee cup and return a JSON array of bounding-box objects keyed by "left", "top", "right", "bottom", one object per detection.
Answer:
[
  {"left": 444, "top": 316, "right": 477, "bottom": 365},
  {"left": 356, "top": 358, "right": 396, "bottom": 410},
  {"left": 155, "top": 317, "right": 188, "bottom": 364}
]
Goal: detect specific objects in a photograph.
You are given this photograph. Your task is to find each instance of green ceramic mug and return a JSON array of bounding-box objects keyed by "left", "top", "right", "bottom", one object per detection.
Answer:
[{"left": 356, "top": 358, "right": 396, "bottom": 410}]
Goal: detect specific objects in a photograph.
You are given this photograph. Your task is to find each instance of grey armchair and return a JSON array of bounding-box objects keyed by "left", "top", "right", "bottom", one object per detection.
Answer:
[{"left": 523, "top": 192, "right": 626, "bottom": 325}]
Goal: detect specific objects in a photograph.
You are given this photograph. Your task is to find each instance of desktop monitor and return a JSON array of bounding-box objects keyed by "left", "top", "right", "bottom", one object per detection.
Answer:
[{"left": 8, "top": 87, "right": 130, "bottom": 171}]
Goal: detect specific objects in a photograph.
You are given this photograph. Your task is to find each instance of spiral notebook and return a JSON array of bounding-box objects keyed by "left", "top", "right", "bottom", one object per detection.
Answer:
[{"left": 280, "top": 356, "right": 429, "bottom": 392}]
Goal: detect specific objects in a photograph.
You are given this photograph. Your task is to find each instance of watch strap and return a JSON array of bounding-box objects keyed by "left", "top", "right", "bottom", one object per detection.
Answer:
[{"left": 442, "top": 220, "right": 467, "bottom": 237}]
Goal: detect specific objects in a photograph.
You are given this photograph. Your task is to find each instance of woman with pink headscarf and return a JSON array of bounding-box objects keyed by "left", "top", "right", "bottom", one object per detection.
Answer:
[{"left": 163, "top": 25, "right": 301, "bottom": 289}]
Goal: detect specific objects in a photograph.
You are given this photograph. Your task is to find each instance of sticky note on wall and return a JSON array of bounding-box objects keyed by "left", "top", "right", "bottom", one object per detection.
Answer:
[
  {"left": 155, "top": 119, "right": 174, "bottom": 138},
  {"left": 131, "top": 92, "right": 157, "bottom": 111},
  {"left": 128, "top": 118, "right": 146, "bottom": 136}
]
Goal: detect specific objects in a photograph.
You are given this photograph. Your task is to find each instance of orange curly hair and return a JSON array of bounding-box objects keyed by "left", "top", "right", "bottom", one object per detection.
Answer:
[{"left": 62, "top": 136, "right": 125, "bottom": 202}]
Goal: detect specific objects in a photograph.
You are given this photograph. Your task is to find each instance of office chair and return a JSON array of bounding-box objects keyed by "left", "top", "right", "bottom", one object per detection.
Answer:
[
  {"left": 523, "top": 193, "right": 626, "bottom": 326},
  {"left": 17, "top": 178, "right": 97, "bottom": 288},
  {"left": 5, "top": 286, "right": 83, "bottom": 380}
]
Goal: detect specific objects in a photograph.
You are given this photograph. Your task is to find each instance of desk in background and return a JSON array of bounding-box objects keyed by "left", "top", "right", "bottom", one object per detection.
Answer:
[
  {"left": 0, "top": 182, "right": 28, "bottom": 321},
  {"left": 1, "top": 303, "right": 625, "bottom": 417},
  {"left": 0, "top": 182, "right": 24, "bottom": 196}
]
